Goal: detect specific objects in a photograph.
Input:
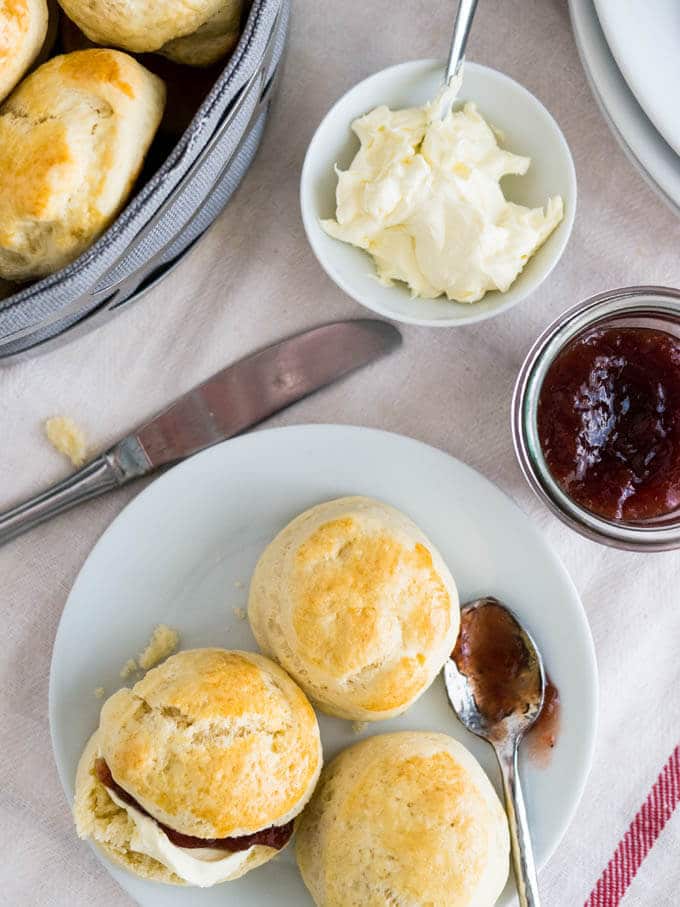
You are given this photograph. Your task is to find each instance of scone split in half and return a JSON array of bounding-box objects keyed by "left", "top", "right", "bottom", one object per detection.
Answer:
[
  {"left": 296, "top": 732, "right": 510, "bottom": 907},
  {"left": 74, "top": 649, "right": 323, "bottom": 886},
  {"left": 248, "top": 496, "right": 460, "bottom": 721}
]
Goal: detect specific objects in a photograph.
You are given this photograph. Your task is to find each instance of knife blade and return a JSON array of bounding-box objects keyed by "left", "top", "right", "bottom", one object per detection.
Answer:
[
  {"left": 134, "top": 319, "right": 400, "bottom": 467},
  {"left": 0, "top": 320, "right": 401, "bottom": 546}
]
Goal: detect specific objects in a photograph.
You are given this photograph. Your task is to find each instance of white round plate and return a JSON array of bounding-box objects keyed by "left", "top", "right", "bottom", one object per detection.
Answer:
[
  {"left": 300, "top": 60, "right": 576, "bottom": 327},
  {"left": 593, "top": 0, "right": 680, "bottom": 157},
  {"left": 569, "top": 0, "right": 680, "bottom": 218},
  {"left": 50, "top": 425, "right": 597, "bottom": 907}
]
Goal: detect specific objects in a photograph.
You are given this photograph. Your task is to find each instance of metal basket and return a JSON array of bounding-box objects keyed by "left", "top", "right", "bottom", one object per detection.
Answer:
[{"left": 0, "top": 0, "right": 289, "bottom": 362}]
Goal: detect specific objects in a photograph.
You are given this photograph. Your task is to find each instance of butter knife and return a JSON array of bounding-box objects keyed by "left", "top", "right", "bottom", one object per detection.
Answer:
[{"left": 0, "top": 320, "right": 400, "bottom": 546}]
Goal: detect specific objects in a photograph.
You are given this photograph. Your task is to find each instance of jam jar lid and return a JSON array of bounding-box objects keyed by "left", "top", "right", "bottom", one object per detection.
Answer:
[{"left": 512, "top": 285, "right": 680, "bottom": 551}]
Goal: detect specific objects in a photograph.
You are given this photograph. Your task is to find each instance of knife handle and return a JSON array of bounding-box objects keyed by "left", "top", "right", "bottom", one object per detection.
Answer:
[{"left": 0, "top": 437, "right": 151, "bottom": 547}]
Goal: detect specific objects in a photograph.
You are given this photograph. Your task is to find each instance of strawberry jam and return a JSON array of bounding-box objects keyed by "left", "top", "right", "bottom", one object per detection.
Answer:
[{"left": 537, "top": 326, "right": 680, "bottom": 521}]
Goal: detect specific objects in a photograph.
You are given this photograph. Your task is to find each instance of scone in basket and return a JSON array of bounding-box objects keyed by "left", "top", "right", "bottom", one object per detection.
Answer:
[{"left": 0, "top": 0, "right": 289, "bottom": 361}]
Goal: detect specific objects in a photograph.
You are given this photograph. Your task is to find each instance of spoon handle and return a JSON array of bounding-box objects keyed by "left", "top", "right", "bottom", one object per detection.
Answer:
[
  {"left": 444, "top": 0, "right": 480, "bottom": 84},
  {"left": 496, "top": 741, "right": 541, "bottom": 907}
]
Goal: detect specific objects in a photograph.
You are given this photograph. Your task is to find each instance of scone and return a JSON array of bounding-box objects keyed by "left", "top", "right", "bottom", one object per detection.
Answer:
[
  {"left": 57, "top": 0, "right": 242, "bottom": 63},
  {"left": 296, "top": 732, "right": 510, "bottom": 907},
  {"left": 0, "top": 0, "right": 48, "bottom": 103},
  {"left": 0, "top": 49, "right": 165, "bottom": 281},
  {"left": 160, "top": 1, "right": 242, "bottom": 67},
  {"left": 74, "top": 649, "right": 323, "bottom": 886},
  {"left": 248, "top": 496, "right": 460, "bottom": 721},
  {"left": 58, "top": 16, "right": 221, "bottom": 137}
]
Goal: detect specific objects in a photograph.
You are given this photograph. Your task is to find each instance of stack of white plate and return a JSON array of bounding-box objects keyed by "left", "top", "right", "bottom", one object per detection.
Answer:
[{"left": 570, "top": 0, "right": 680, "bottom": 216}]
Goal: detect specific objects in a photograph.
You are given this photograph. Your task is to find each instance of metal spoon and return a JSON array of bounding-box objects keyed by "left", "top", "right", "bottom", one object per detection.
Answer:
[
  {"left": 440, "top": 0, "right": 480, "bottom": 118},
  {"left": 444, "top": 596, "right": 545, "bottom": 907}
]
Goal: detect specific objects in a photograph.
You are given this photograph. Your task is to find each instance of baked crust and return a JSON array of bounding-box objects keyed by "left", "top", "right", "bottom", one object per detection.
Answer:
[
  {"left": 160, "top": 0, "right": 242, "bottom": 67},
  {"left": 295, "top": 732, "right": 510, "bottom": 907},
  {"left": 248, "top": 497, "right": 459, "bottom": 720},
  {"left": 57, "top": 0, "right": 234, "bottom": 54},
  {"left": 97, "top": 649, "right": 323, "bottom": 838},
  {"left": 0, "top": 0, "right": 48, "bottom": 103},
  {"left": 0, "top": 49, "right": 165, "bottom": 280}
]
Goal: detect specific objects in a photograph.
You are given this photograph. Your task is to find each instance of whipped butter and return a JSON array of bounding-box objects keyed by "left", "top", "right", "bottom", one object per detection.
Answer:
[
  {"left": 322, "top": 89, "right": 564, "bottom": 303},
  {"left": 107, "top": 788, "right": 261, "bottom": 887}
]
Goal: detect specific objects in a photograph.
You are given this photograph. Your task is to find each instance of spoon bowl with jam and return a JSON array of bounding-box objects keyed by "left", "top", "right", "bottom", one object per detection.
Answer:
[{"left": 445, "top": 597, "right": 546, "bottom": 907}]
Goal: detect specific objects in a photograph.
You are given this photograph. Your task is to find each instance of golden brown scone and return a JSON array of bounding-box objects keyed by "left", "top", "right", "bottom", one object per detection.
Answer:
[
  {"left": 98, "top": 649, "right": 323, "bottom": 839},
  {"left": 296, "top": 732, "right": 510, "bottom": 907},
  {"left": 58, "top": 15, "right": 221, "bottom": 138},
  {"left": 0, "top": 49, "right": 165, "bottom": 281},
  {"left": 160, "top": 0, "right": 242, "bottom": 67},
  {"left": 57, "top": 0, "right": 231, "bottom": 55},
  {"left": 74, "top": 649, "right": 323, "bottom": 886},
  {"left": 248, "top": 496, "right": 460, "bottom": 721},
  {"left": 0, "top": 0, "right": 48, "bottom": 103}
]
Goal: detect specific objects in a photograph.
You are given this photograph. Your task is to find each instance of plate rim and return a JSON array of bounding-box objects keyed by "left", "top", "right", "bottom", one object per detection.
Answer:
[
  {"left": 49, "top": 423, "right": 599, "bottom": 898},
  {"left": 593, "top": 0, "right": 680, "bottom": 157},
  {"left": 569, "top": 0, "right": 680, "bottom": 219}
]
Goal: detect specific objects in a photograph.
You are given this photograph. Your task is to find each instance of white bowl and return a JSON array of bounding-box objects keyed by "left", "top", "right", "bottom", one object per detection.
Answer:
[{"left": 300, "top": 59, "right": 577, "bottom": 327}]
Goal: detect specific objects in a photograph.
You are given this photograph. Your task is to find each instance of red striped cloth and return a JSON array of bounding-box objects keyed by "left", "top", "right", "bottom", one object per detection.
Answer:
[{"left": 585, "top": 746, "right": 680, "bottom": 906}]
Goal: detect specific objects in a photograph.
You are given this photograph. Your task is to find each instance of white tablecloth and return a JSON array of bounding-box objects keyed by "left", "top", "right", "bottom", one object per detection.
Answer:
[{"left": 3, "top": 1, "right": 680, "bottom": 904}]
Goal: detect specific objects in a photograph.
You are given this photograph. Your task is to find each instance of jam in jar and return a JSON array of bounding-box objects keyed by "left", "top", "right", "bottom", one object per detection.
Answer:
[{"left": 537, "top": 326, "right": 680, "bottom": 521}]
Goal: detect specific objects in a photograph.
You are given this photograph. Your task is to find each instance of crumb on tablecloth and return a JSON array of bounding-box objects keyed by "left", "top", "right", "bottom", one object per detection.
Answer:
[{"left": 45, "top": 416, "right": 87, "bottom": 467}]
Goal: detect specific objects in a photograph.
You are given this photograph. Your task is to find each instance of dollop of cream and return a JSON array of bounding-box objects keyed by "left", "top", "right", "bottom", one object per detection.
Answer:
[
  {"left": 107, "top": 788, "right": 264, "bottom": 887},
  {"left": 322, "top": 87, "right": 564, "bottom": 303}
]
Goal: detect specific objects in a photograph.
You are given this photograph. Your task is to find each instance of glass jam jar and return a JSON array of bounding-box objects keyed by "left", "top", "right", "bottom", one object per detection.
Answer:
[{"left": 512, "top": 286, "right": 680, "bottom": 551}]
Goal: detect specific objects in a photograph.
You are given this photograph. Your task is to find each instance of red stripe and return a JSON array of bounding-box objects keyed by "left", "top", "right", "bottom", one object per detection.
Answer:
[{"left": 585, "top": 745, "right": 680, "bottom": 906}]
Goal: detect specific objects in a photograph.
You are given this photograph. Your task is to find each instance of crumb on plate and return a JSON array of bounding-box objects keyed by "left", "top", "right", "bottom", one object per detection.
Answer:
[
  {"left": 93, "top": 687, "right": 105, "bottom": 699},
  {"left": 138, "top": 624, "right": 180, "bottom": 671},
  {"left": 118, "top": 625, "right": 180, "bottom": 680},
  {"left": 232, "top": 607, "right": 246, "bottom": 621},
  {"left": 119, "top": 658, "right": 138, "bottom": 679}
]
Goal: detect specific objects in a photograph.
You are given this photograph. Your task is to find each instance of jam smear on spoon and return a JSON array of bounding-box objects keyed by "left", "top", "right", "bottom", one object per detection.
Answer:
[{"left": 452, "top": 601, "right": 560, "bottom": 763}]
